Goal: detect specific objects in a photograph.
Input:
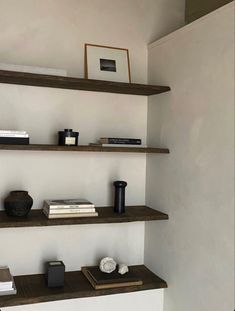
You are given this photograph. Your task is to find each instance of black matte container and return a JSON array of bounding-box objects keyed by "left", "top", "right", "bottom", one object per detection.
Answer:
[
  {"left": 58, "top": 129, "right": 79, "bottom": 146},
  {"left": 45, "top": 261, "right": 65, "bottom": 288},
  {"left": 113, "top": 181, "right": 127, "bottom": 214}
]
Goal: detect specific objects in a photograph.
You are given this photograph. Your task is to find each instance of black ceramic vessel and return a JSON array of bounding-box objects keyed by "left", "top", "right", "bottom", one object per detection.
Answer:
[
  {"left": 113, "top": 181, "right": 127, "bottom": 214},
  {"left": 4, "top": 191, "right": 33, "bottom": 217}
]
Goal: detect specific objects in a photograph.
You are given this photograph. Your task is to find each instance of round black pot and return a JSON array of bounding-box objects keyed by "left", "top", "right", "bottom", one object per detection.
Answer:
[{"left": 4, "top": 191, "right": 33, "bottom": 217}]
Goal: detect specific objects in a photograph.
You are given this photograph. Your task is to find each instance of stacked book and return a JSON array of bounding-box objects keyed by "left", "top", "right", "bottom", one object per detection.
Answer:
[
  {"left": 0, "top": 130, "right": 29, "bottom": 145},
  {"left": 43, "top": 199, "right": 98, "bottom": 219},
  {"left": 82, "top": 266, "right": 143, "bottom": 290},
  {"left": 0, "top": 266, "right": 17, "bottom": 296},
  {"left": 90, "top": 137, "right": 144, "bottom": 148}
]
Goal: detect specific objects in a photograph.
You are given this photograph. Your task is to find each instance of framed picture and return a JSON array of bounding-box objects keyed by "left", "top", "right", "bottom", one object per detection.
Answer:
[{"left": 84, "top": 44, "right": 131, "bottom": 83}]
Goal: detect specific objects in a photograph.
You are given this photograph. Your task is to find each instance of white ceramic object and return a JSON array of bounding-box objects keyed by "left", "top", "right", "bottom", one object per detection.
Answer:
[
  {"left": 99, "top": 257, "right": 117, "bottom": 273},
  {"left": 118, "top": 264, "right": 129, "bottom": 275}
]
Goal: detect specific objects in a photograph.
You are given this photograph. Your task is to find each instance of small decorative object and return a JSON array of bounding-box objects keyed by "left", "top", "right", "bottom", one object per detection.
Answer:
[
  {"left": 45, "top": 261, "right": 65, "bottom": 288},
  {"left": 118, "top": 264, "right": 129, "bottom": 275},
  {"left": 82, "top": 265, "right": 143, "bottom": 290},
  {"left": 4, "top": 191, "right": 33, "bottom": 217},
  {"left": 99, "top": 257, "right": 117, "bottom": 274},
  {"left": 58, "top": 129, "right": 79, "bottom": 146},
  {"left": 84, "top": 44, "right": 131, "bottom": 83},
  {"left": 113, "top": 181, "right": 127, "bottom": 214}
]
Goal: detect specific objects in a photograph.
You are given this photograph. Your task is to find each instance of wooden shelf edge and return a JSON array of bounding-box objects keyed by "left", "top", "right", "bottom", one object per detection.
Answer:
[
  {"left": 0, "top": 70, "right": 171, "bottom": 96},
  {"left": 0, "top": 265, "right": 167, "bottom": 308},
  {"left": 0, "top": 144, "right": 170, "bottom": 154},
  {"left": 0, "top": 206, "right": 169, "bottom": 228}
]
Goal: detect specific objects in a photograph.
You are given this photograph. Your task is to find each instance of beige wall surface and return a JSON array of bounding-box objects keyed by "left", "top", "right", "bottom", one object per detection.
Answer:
[
  {"left": 0, "top": 0, "right": 185, "bottom": 83},
  {"left": 146, "top": 3, "right": 234, "bottom": 311},
  {"left": 0, "top": 0, "right": 185, "bottom": 310}
]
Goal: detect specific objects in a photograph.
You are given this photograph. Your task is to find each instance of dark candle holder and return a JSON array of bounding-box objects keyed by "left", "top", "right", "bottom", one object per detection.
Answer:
[
  {"left": 58, "top": 129, "right": 79, "bottom": 146},
  {"left": 113, "top": 181, "right": 127, "bottom": 214}
]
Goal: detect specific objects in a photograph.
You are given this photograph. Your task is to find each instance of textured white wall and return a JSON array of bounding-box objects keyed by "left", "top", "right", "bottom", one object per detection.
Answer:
[
  {"left": 0, "top": 0, "right": 185, "bottom": 83},
  {"left": 0, "top": 87, "right": 148, "bottom": 277},
  {"left": 145, "top": 3, "right": 234, "bottom": 311},
  {"left": 0, "top": 88, "right": 147, "bottom": 275},
  {"left": 0, "top": 0, "right": 185, "bottom": 310}
]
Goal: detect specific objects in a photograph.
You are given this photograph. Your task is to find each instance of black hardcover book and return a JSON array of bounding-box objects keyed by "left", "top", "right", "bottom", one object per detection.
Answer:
[
  {"left": 100, "top": 138, "right": 141, "bottom": 145},
  {"left": 85, "top": 266, "right": 141, "bottom": 285},
  {"left": 82, "top": 266, "right": 143, "bottom": 290},
  {"left": 0, "top": 137, "right": 29, "bottom": 145}
]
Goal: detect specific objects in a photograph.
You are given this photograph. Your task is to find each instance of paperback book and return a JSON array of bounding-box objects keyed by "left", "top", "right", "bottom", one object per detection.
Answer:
[
  {"left": 44, "top": 199, "right": 95, "bottom": 209},
  {"left": 0, "top": 137, "right": 29, "bottom": 145},
  {"left": 89, "top": 143, "right": 146, "bottom": 148},
  {"left": 100, "top": 138, "right": 141, "bottom": 145},
  {"left": 0, "top": 130, "right": 30, "bottom": 145},
  {"left": 43, "top": 206, "right": 96, "bottom": 214},
  {"left": 43, "top": 209, "right": 98, "bottom": 219},
  {"left": 0, "top": 266, "right": 17, "bottom": 296},
  {"left": 0, "top": 130, "right": 27, "bottom": 135}
]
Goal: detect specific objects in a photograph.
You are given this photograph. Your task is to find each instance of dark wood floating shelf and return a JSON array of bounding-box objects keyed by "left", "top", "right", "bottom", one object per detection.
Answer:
[
  {"left": 0, "top": 206, "right": 168, "bottom": 228},
  {"left": 0, "top": 144, "right": 170, "bottom": 154},
  {"left": 0, "top": 265, "right": 167, "bottom": 308},
  {"left": 0, "top": 70, "right": 170, "bottom": 96}
]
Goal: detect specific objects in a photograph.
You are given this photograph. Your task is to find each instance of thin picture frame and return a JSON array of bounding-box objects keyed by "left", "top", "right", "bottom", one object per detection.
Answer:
[{"left": 84, "top": 43, "right": 131, "bottom": 83}]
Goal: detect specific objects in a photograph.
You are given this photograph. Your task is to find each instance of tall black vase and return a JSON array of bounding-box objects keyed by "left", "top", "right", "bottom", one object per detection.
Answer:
[
  {"left": 4, "top": 191, "right": 33, "bottom": 217},
  {"left": 113, "top": 181, "right": 127, "bottom": 214}
]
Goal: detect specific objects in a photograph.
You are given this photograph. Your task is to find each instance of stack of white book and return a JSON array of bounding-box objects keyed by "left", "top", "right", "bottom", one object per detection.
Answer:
[
  {"left": 43, "top": 199, "right": 98, "bottom": 219},
  {"left": 0, "top": 266, "right": 17, "bottom": 296},
  {"left": 0, "top": 130, "right": 29, "bottom": 145}
]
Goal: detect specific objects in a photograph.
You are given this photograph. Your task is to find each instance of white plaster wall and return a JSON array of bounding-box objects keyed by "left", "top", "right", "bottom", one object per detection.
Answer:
[
  {"left": 0, "top": 223, "right": 145, "bottom": 276},
  {"left": 0, "top": 88, "right": 147, "bottom": 271},
  {"left": 0, "top": 86, "right": 148, "bottom": 273},
  {"left": 145, "top": 3, "right": 234, "bottom": 311},
  {"left": 0, "top": 1, "right": 185, "bottom": 310},
  {"left": 0, "top": 0, "right": 185, "bottom": 83}
]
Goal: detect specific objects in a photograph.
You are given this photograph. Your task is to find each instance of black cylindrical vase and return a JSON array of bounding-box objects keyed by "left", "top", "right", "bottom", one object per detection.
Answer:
[{"left": 113, "top": 181, "right": 127, "bottom": 214}]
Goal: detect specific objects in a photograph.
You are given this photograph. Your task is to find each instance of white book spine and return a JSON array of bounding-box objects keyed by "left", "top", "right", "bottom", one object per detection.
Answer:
[
  {"left": 0, "top": 133, "right": 29, "bottom": 138},
  {"left": 0, "top": 284, "right": 13, "bottom": 290},
  {"left": 43, "top": 210, "right": 98, "bottom": 219},
  {"left": 44, "top": 208, "right": 96, "bottom": 214},
  {"left": 89, "top": 143, "right": 146, "bottom": 148},
  {"left": 0, "top": 285, "right": 13, "bottom": 291},
  {"left": 45, "top": 204, "right": 95, "bottom": 209},
  {"left": 0, "top": 130, "right": 27, "bottom": 134},
  {"left": 0, "top": 280, "right": 17, "bottom": 296},
  {"left": 101, "top": 144, "right": 146, "bottom": 147}
]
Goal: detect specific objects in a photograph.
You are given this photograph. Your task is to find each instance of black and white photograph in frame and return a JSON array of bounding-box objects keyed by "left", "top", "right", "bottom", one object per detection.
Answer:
[
  {"left": 100, "top": 59, "right": 117, "bottom": 72},
  {"left": 85, "top": 44, "right": 131, "bottom": 83}
]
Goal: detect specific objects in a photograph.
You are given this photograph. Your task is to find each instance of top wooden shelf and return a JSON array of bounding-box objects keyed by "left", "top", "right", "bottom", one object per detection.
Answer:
[{"left": 0, "top": 70, "right": 170, "bottom": 96}]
